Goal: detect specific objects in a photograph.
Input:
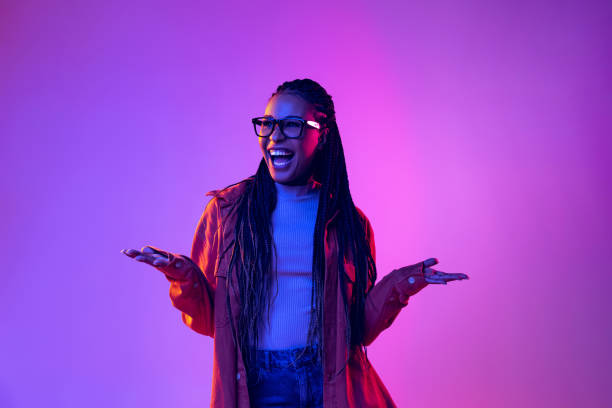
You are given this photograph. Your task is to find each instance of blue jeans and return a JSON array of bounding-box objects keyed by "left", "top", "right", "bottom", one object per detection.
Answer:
[{"left": 246, "top": 344, "right": 323, "bottom": 408}]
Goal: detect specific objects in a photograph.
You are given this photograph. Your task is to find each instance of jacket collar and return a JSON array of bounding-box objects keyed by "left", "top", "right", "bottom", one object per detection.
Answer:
[{"left": 207, "top": 180, "right": 341, "bottom": 228}]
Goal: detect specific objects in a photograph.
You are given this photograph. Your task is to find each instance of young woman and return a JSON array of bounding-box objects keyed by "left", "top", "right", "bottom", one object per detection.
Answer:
[{"left": 122, "top": 78, "right": 469, "bottom": 407}]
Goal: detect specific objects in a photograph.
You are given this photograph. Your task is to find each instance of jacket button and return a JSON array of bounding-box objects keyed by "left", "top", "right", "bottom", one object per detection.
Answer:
[
  {"left": 236, "top": 373, "right": 241, "bottom": 380},
  {"left": 408, "top": 276, "right": 415, "bottom": 284}
]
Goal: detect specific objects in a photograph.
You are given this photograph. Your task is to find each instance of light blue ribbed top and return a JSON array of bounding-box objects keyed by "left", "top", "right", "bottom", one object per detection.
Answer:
[{"left": 257, "top": 180, "right": 320, "bottom": 350}]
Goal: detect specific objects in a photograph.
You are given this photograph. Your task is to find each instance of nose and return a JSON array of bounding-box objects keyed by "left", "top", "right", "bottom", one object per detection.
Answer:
[{"left": 269, "top": 122, "right": 286, "bottom": 142}]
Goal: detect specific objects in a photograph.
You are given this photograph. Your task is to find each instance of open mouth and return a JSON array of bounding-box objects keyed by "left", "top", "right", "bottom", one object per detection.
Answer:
[{"left": 269, "top": 150, "right": 295, "bottom": 169}]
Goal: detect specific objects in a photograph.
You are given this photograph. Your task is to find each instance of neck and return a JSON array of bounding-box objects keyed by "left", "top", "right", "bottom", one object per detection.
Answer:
[{"left": 274, "top": 175, "right": 320, "bottom": 198}]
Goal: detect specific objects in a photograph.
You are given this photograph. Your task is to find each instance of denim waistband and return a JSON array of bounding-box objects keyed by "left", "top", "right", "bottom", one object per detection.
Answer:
[{"left": 249, "top": 344, "right": 320, "bottom": 370}]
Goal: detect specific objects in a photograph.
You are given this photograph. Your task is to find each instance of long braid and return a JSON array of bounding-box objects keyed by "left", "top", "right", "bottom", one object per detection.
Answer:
[{"left": 222, "top": 78, "right": 377, "bottom": 375}]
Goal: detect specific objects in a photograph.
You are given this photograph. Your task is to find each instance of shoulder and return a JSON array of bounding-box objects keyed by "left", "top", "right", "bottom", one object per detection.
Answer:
[
  {"left": 202, "top": 176, "right": 254, "bottom": 220},
  {"left": 354, "top": 205, "right": 368, "bottom": 222},
  {"left": 354, "top": 205, "right": 372, "bottom": 229},
  {"left": 354, "top": 205, "right": 375, "bottom": 246},
  {"left": 206, "top": 177, "right": 252, "bottom": 202},
  {"left": 193, "top": 177, "right": 252, "bottom": 239}
]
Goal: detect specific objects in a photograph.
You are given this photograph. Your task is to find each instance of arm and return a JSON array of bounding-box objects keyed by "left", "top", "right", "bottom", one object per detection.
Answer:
[
  {"left": 164, "top": 196, "right": 221, "bottom": 337},
  {"left": 360, "top": 212, "right": 429, "bottom": 346}
]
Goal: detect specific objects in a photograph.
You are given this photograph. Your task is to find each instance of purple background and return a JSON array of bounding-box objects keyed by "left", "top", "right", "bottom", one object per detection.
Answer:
[{"left": 2, "top": 1, "right": 611, "bottom": 406}]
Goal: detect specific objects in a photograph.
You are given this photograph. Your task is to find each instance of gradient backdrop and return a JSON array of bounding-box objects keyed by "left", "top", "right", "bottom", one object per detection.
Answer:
[{"left": 1, "top": 1, "right": 611, "bottom": 407}]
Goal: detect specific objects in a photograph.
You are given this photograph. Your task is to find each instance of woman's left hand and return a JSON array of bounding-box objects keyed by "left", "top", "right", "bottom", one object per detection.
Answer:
[{"left": 422, "top": 258, "right": 469, "bottom": 284}]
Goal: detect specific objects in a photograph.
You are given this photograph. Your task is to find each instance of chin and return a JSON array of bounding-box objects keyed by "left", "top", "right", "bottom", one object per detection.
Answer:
[
  {"left": 271, "top": 174, "right": 290, "bottom": 184},
  {"left": 266, "top": 163, "right": 289, "bottom": 183}
]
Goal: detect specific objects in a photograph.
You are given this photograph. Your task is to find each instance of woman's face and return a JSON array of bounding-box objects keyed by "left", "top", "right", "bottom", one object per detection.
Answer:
[{"left": 258, "top": 92, "right": 327, "bottom": 185}]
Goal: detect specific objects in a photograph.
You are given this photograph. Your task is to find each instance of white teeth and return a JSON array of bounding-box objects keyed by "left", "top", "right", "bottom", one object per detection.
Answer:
[{"left": 269, "top": 149, "right": 293, "bottom": 156}]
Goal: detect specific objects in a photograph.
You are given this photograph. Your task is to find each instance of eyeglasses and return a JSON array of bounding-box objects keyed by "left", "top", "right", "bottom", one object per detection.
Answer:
[{"left": 251, "top": 116, "right": 321, "bottom": 139}]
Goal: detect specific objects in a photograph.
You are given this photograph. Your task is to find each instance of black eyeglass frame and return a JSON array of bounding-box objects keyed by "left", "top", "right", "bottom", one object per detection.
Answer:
[{"left": 251, "top": 116, "right": 321, "bottom": 139}]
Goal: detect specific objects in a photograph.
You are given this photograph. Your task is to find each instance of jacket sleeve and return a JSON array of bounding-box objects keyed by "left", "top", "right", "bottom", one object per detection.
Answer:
[
  {"left": 165, "top": 196, "right": 221, "bottom": 338},
  {"left": 360, "top": 211, "right": 429, "bottom": 346}
]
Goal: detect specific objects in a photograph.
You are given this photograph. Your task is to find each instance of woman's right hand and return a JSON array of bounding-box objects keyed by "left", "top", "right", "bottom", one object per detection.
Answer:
[{"left": 121, "top": 245, "right": 193, "bottom": 281}]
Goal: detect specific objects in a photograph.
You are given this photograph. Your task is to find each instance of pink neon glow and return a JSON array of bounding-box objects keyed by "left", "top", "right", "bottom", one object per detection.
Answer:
[{"left": 1, "top": 1, "right": 610, "bottom": 406}]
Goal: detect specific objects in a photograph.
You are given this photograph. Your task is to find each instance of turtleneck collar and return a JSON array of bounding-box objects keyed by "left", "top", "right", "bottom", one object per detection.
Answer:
[{"left": 274, "top": 177, "right": 321, "bottom": 199}]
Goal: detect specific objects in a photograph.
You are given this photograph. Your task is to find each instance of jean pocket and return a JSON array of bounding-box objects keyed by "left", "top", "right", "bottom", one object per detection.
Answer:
[
  {"left": 247, "top": 366, "right": 266, "bottom": 387},
  {"left": 248, "top": 366, "right": 300, "bottom": 407}
]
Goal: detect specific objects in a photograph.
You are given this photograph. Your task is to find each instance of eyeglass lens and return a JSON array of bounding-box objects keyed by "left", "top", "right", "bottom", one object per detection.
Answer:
[{"left": 254, "top": 118, "right": 303, "bottom": 138}]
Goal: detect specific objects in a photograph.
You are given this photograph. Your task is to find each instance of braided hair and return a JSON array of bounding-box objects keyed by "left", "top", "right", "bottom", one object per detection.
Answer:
[{"left": 223, "top": 78, "right": 377, "bottom": 376}]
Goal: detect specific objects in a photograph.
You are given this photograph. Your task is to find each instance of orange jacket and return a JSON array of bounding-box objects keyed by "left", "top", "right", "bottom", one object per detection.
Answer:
[{"left": 163, "top": 180, "right": 428, "bottom": 407}]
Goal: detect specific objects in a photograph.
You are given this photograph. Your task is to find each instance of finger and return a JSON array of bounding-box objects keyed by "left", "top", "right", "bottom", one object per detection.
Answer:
[
  {"left": 434, "top": 270, "right": 469, "bottom": 280},
  {"left": 443, "top": 273, "right": 469, "bottom": 280},
  {"left": 423, "top": 258, "right": 438, "bottom": 268},
  {"left": 134, "top": 255, "right": 149, "bottom": 263},
  {"left": 153, "top": 257, "right": 170, "bottom": 267},
  {"left": 440, "top": 277, "right": 462, "bottom": 283},
  {"left": 426, "top": 268, "right": 449, "bottom": 277},
  {"left": 121, "top": 248, "right": 140, "bottom": 258},
  {"left": 441, "top": 275, "right": 469, "bottom": 283},
  {"left": 428, "top": 265, "right": 468, "bottom": 279},
  {"left": 424, "top": 267, "right": 442, "bottom": 278},
  {"left": 134, "top": 254, "right": 159, "bottom": 265},
  {"left": 142, "top": 245, "right": 170, "bottom": 258},
  {"left": 425, "top": 277, "right": 447, "bottom": 285}
]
